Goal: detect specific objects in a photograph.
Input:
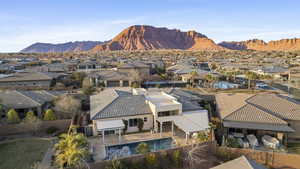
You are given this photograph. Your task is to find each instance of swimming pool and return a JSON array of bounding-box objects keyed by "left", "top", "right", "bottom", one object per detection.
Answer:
[{"left": 106, "top": 137, "right": 173, "bottom": 160}]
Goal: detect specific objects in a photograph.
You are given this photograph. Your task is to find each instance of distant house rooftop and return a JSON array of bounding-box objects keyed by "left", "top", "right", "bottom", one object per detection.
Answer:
[
  {"left": 216, "top": 93, "right": 300, "bottom": 132},
  {"left": 0, "top": 72, "right": 54, "bottom": 82},
  {"left": 210, "top": 156, "right": 267, "bottom": 169}
]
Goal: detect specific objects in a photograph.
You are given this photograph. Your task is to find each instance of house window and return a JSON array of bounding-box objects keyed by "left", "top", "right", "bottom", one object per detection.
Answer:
[
  {"left": 129, "top": 118, "right": 138, "bottom": 127},
  {"left": 143, "top": 117, "right": 148, "bottom": 122}
]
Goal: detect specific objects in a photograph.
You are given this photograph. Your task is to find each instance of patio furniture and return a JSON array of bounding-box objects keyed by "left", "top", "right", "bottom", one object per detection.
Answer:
[
  {"left": 246, "top": 134, "right": 258, "bottom": 148},
  {"left": 262, "top": 135, "right": 279, "bottom": 149}
]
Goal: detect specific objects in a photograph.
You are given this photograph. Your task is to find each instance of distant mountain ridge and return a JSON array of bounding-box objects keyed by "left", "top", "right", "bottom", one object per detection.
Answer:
[
  {"left": 20, "top": 25, "right": 300, "bottom": 53},
  {"left": 91, "top": 25, "right": 224, "bottom": 51},
  {"left": 219, "top": 38, "right": 300, "bottom": 51},
  {"left": 20, "top": 41, "right": 104, "bottom": 53}
]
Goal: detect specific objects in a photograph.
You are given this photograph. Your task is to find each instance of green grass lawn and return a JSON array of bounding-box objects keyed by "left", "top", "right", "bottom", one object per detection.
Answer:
[
  {"left": 0, "top": 138, "right": 50, "bottom": 169},
  {"left": 287, "top": 143, "right": 300, "bottom": 154}
]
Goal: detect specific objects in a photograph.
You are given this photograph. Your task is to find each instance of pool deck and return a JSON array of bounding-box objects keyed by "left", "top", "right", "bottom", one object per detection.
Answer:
[{"left": 89, "top": 130, "right": 189, "bottom": 162}]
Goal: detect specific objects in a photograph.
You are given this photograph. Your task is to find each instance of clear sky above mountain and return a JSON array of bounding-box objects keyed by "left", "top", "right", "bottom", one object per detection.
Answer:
[{"left": 1, "top": 0, "right": 300, "bottom": 52}]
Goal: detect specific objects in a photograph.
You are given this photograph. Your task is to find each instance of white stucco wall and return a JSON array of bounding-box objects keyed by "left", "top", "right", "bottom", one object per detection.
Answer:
[{"left": 93, "top": 114, "right": 154, "bottom": 135}]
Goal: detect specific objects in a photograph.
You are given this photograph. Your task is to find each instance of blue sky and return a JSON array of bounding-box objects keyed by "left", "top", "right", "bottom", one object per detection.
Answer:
[{"left": 1, "top": 0, "right": 300, "bottom": 52}]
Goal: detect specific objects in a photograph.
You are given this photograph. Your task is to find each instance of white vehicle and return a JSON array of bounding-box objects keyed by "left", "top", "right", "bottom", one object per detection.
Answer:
[
  {"left": 247, "top": 134, "right": 259, "bottom": 147},
  {"left": 262, "top": 135, "right": 279, "bottom": 149}
]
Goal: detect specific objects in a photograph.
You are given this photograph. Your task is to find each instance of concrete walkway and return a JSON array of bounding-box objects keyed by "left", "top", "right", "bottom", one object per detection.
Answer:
[{"left": 38, "top": 138, "right": 56, "bottom": 169}]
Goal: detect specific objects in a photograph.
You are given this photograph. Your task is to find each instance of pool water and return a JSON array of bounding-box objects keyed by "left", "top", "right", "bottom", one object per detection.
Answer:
[{"left": 106, "top": 137, "right": 173, "bottom": 159}]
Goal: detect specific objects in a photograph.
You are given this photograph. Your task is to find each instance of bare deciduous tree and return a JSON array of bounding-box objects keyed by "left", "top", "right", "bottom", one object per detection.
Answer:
[
  {"left": 186, "top": 144, "right": 209, "bottom": 169},
  {"left": 54, "top": 95, "right": 82, "bottom": 118}
]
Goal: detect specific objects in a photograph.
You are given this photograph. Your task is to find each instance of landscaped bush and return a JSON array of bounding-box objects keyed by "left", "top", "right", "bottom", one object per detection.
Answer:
[
  {"left": 145, "top": 153, "right": 158, "bottom": 168},
  {"left": 23, "top": 111, "right": 36, "bottom": 123},
  {"left": 105, "top": 159, "right": 123, "bottom": 169},
  {"left": 7, "top": 109, "right": 20, "bottom": 124},
  {"left": 197, "top": 132, "right": 209, "bottom": 143},
  {"left": 226, "top": 138, "right": 240, "bottom": 148},
  {"left": 43, "top": 109, "right": 56, "bottom": 121},
  {"left": 136, "top": 142, "right": 150, "bottom": 154},
  {"left": 172, "top": 149, "right": 182, "bottom": 168}
]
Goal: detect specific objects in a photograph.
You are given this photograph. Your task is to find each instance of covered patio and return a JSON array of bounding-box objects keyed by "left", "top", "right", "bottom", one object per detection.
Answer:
[
  {"left": 96, "top": 120, "right": 125, "bottom": 144},
  {"left": 157, "top": 110, "right": 209, "bottom": 143}
]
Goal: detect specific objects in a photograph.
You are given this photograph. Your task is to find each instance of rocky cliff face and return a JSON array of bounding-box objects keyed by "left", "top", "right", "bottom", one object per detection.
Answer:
[
  {"left": 91, "top": 25, "right": 224, "bottom": 51},
  {"left": 219, "top": 38, "right": 300, "bottom": 51},
  {"left": 21, "top": 41, "right": 104, "bottom": 53}
]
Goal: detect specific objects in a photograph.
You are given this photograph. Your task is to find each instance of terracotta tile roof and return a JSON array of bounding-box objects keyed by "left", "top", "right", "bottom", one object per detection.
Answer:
[
  {"left": 224, "top": 104, "right": 287, "bottom": 125},
  {"left": 90, "top": 89, "right": 152, "bottom": 120},
  {"left": 248, "top": 94, "right": 300, "bottom": 120},
  {"left": 215, "top": 93, "right": 254, "bottom": 119},
  {"left": 211, "top": 156, "right": 267, "bottom": 169}
]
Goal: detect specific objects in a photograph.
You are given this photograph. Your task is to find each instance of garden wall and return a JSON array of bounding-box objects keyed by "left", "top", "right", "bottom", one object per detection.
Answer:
[
  {"left": 0, "top": 119, "right": 71, "bottom": 136},
  {"left": 89, "top": 142, "right": 218, "bottom": 169},
  {"left": 217, "top": 147, "right": 300, "bottom": 169}
]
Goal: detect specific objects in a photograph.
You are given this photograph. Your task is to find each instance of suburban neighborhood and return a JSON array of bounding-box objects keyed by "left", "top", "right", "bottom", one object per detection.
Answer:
[
  {"left": 1, "top": 49, "right": 300, "bottom": 169},
  {"left": 1, "top": 1, "right": 300, "bottom": 169}
]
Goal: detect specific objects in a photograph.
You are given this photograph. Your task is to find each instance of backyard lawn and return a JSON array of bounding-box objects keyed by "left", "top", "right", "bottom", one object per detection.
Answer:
[
  {"left": 287, "top": 143, "right": 300, "bottom": 154},
  {"left": 0, "top": 138, "right": 51, "bottom": 169}
]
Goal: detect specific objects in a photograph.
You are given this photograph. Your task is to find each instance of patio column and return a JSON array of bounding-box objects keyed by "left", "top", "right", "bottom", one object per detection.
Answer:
[
  {"left": 185, "top": 132, "right": 189, "bottom": 144},
  {"left": 160, "top": 121, "right": 163, "bottom": 137},
  {"left": 171, "top": 121, "right": 174, "bottom": 136},
  {"left": 102, "top": 130, "right": 105, "bottom": 144},
  {"left": 118, "top": 129, "right": 121, "bottom": 143}
]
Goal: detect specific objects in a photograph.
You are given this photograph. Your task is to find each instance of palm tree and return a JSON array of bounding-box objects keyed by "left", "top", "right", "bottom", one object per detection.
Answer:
[
  {"left": 55, "top": 132, "right": 88, "bottom": 168},
  {"left": 245, "top": 72, "right": 259, "bottom": 89},
  {"left": 55, "top": 143, "right": 88, "bottom": 168},
  {"left": 205, "top": 74, "right": 217, "bottom": 88}
]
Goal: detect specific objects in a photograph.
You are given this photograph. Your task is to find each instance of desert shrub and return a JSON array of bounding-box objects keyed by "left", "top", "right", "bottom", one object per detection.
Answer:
[
  {"left": 46, "top": 126, "right": 59, "bottom": 134},
  {"left": 197, "top": 132, "right": 209, "bottom": 143},
  {"left": 43, "top": 109, "right": 56, "bottom": 121},
  {"left": 105, "top": 159, "right": 123, "bottom": 169},
  {"left": 227, "top": 138, "right": 240, "bottom": 148},
  {"left": 146, "top": 153, "right": 158, "bottom": 168},
  {"left": 23, "top": 111, "right": 36, "bottom": 122},
  {"left": 157, "top": 151, "right": 171, "bottom": 168},
  {"left": 172, "top": 149, "right": 182, "bottom": 168},
  {"left": 136, "top": 142, "right": 150, "bottom": 154},
  {"left": 7, "top": 109, "right": 20, "bottom": 123},
  {"left": 22, "top": 111, "right": 42, "bottom": 135}
]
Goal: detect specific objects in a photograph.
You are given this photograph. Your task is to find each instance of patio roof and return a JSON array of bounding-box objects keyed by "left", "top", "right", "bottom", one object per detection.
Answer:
[
  {"left": 96, "top": 120, "right": 125, "bottom": 131},
  {"left": 223, "top": 121, "right": 295, "bottom": 133},
  {"left": 157, "top": 110, "right": 209, "bottom": 133}
]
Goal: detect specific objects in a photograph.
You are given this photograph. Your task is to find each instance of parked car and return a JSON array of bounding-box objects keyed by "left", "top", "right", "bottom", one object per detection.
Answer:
[
  {"left": 262, "top": 135, "right": 279, "bottom": 149},
  {"left": 247, "top": 134, "right": 259, "bottom": 148}
]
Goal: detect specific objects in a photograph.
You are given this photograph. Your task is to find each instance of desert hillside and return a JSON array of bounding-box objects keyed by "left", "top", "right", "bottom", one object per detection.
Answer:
[
  {"left": 219, "top": 38, "right": 300, "bottom": 51},
  {"left": 91, "top": 25, "right": 224, "bottom": 51}
]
